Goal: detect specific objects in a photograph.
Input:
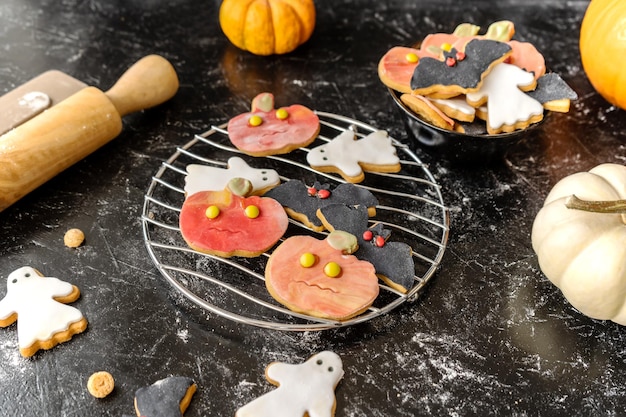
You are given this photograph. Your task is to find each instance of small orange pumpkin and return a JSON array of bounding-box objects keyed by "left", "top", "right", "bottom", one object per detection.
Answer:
[
  {"left": 219, "top": 0, "right": 316, "bottom": 56},
  {"left": 580, "top": 0, "right": 626, "bottom": 110}
]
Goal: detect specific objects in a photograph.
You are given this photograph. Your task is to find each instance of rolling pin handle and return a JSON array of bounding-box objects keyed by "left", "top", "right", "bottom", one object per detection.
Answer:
[{"left": 105, "top": 54, "right": 179, "bottom": 117}]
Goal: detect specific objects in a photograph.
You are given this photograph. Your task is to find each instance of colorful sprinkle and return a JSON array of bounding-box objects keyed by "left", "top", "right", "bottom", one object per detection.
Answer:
[
  {"left": 324, "top": 261, "right": 342, "bottom": 278},
  {"left": 317, "top": 189, "right": 331, "bottom": 199},
  {"left": 441, "top": 42, "right": 453, "bottom": 52},
  {"left": 300, "top": 252, "right": 316, "bottom": 268},
  {"left": 244, "top": 205, "right": 260, "bottom": 219},
  {"left": 205, "top": 205, "right": 220, "bottom": 219},
  {"left": 363, "top": 230, "right": 373, "bottom": 241},
  {"left": 375, "top": 235, "right": 386, "bottom": 247},
  {"left": 445, "top": 56, "right": 457, "bottom": 67}
]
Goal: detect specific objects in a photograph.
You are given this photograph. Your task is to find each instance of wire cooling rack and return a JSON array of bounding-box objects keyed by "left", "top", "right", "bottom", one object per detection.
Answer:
[{"left": 141, "top": 111, "right": 449, "bottom": 330}]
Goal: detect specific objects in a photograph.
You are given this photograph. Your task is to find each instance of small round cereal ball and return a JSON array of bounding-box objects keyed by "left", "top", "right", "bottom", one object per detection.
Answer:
[
  {"left": 87, "top": 371, "right": 115, "bottom": 398},
  {"left": 64, "top": 228, "right": 85, "bottom": 248}
]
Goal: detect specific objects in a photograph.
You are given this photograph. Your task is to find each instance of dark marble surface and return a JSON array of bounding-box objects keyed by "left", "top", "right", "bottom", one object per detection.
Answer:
[{"left": 1, "top": 0, "right": 625, "bottom": 416}]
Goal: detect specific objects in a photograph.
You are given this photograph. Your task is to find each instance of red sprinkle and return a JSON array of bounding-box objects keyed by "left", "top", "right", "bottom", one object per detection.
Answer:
[
  {"left": 456, "top": 51, "right": 466, "bottom": 61},
  {"left": 317, "top": 189, "right": 331, "bottom": 199},
  {"left": 363, "top": 230, "right": 373, "bottom": 241},
  {"left": 375, "top": 235, "right": 386, "bottom": 247},
  {"left": 445, "top": 56, "right": 456, "bottom": 67},
  {"left": 307, "top": 187, "right": 317, "bottom": 196}
]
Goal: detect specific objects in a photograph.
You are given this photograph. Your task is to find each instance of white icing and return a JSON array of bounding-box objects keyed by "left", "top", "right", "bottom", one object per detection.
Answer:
[
  {"left": 236, "top": 351, "right": 344, "bottom": 417},
  {"left": 0, "top": 267, "right": 85, "bottom": 350},
  {"left": 306, "top": 130, "right": 400, "bottom": 178},
  {"left": 432, "top": 96, "right": 476, "bottom": 116},
  {"left": 184, "top": 157, "right": 280, "bottom": 196},
  {"left": 466, "top": 63, "right": 544, "bottom": 131}
]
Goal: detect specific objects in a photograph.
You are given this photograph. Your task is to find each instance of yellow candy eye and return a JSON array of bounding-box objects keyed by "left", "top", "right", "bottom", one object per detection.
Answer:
[
  {"left": 244, "top": 205, "right": 260, "bottom": 219},
  {"left": 323, "top": 261, "right": 341, "bottom": 278},
  {"left": 205, "top": 205, "right": 220, "bottom": 219},
  {"left": 405, "top": 52, "right": 419, "bottom": 63},
  {"left": 248, "top": 115, "right": 263, "bottom": 127},
  {"left": 276, "top": 108, "right": 289, "bottom": 120},
  {"left": 300, "top": 252, "right": 316, "bottom": 268}
]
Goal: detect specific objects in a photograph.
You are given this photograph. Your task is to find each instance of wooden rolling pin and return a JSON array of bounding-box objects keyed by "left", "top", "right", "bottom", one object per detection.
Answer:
[{"left": 0, "top": 54, "right": 179, "bottom": 212}]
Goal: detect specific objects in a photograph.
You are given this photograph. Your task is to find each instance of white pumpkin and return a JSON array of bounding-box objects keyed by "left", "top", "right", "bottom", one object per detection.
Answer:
[{"left": 531, "top": 163, "right": 626, "bottom": 324}]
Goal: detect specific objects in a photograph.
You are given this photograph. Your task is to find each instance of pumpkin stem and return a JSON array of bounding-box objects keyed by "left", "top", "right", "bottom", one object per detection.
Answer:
[{"left": 565, "top": 194, "right": 626, "bottom": 213}]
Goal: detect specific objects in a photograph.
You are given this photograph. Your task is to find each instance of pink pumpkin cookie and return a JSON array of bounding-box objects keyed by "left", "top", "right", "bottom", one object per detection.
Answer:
[
  {"left": 0, "top": 266, "right": 88, "bottom": 357},
  {"left": 265, "top": 231, "right": 379, "bottom": 321},
  {"left": 227, "top": 93, "right": 320, "bottom": 156},
  {"left": 179, "top": 178, "right": 288, "bottom": 257}
]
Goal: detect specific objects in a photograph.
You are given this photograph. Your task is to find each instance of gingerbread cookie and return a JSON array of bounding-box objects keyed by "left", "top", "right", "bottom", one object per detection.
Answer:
[
  {"left": 318, "top": 204, "right": 415, "bottom": 293},
  {"left": 185, "top": 156, "right": 280, "bottom": 197},
  {"left": 265, "top": 231, "right": 380, "bottom": 321},
  {"left": 411, "top": 39, "right": 512, "bottom": 98},
  {"left": 466, "top": 62, "right": 544, "bottom": 134},
  {"left": 134, "top": 376, "right": 197, "bottom": 417},
  {"left": 506, "top": 40, "right": 546, "bottom": 79},
  {"left": 227, "top": 93, "right": 320, "bottom": 156},
  {"left": 306, "top": 129, "right": 401, "bottom": 183},
  {"left": 400, "top": 93, "right": 457, "bottom": 131},
  {"left": 264, "top": 180, "right": 379, "bottom": 231},
  {"left": 179, "top": 178, "right": 289, "bottom": 257},
  {"left": 236, "top": 351, "right": 344, "bottom": 417},
  {"left": 0, "top": 266, "right": 88, "bottom": 357}
]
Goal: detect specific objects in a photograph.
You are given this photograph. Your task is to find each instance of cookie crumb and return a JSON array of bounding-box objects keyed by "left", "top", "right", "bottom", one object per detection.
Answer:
[
  {"left": 87, "top": 371, "right": 115, "bottom": 398},
  {"left": 64, "top": 228, "right": 85, "bottom": 248}
]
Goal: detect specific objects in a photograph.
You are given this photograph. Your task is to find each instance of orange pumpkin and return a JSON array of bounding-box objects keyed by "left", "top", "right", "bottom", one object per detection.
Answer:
[
  {"left": 219, "top": 0, "right": 316, "bottom": 56},
  {"left": 580, "top": 0, "right": 626, "bottom": 109}
]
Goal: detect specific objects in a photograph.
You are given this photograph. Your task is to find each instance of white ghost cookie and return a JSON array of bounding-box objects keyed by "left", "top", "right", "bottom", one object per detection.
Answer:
[
  {"left": 466, "top": 62, "right": 544, "bottom": 134},
  {"left": 306, "top": 130, "right": 401, "bottom": 183},
  {"left": 0, "top": 266, "right": 87, "bottom": 357},
  {"left": 184, "top": 156, "right": 280, "bottom": 197},
  {"left": 236, "top": 351, "right": 344, "bottom": 417}
]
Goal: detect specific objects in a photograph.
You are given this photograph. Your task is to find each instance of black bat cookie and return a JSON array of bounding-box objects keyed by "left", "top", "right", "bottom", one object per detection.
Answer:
[
  {"left": 411, "top": 38, "right": 512, "bottom": 95},
  {"left": 264, "top": 180, "right": 379, "bottom": 231},
  {"left": 318, "top": 204, "right": 415, "bottom": 293},
  {"left": 526, "top": 72, "right": 578, "bottom": 105}
]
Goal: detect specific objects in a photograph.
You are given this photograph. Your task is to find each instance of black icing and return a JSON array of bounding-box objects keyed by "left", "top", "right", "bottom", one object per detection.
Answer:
[
  {"left": 134, "top": 376, "right": 195, "bottom": 417},
  {"left": 411, "top": 39, "right": 512, "bottom": 91},
  {"left": 527, "top": 72, "right": 578, "bottom": 103},
  {"left": 264, "top": 180, "right": 379, "bottom": 228},
  {"left": 318, "top": 204, "right": 415, "bottom": 292}
]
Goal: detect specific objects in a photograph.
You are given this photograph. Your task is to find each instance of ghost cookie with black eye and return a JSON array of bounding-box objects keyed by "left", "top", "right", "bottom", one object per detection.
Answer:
[
  {"left": 236, "top": 351, "right": 344, "bottom": 417},
  {"left": 0, "top": 266, "right": 87, "bottom": 358}
]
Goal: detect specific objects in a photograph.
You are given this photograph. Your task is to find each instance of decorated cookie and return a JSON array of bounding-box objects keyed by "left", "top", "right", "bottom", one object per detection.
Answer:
[
  {"left": 264, "top": 180, "right": 379, "bottom": 231},
  {"left": 306, "top": 130, "right": 401, "bottom": 183},
  {"left": 265, "top": 231, "right": 380, "bottom": 321},
  {"left": 184, "top": 157, "right": 280, "bottom": 197},
  {"left": 0, "top": 266, "right": 88, "bottom": 357},
  {"left": 236, "top": 351, "right": 344, "bottom": 417},
  {"left": 420, "top": 20, "right": 515, "bottom": 57},
  {"left": 410, "top": 39, "right": 512, "bottom": 98},
  {"left": 400, "top": 93, "right": 457, "bottom": 131},
  {"left": 134, "top": 376, "right": 197, "bottom": 417},
  {"left": 466, "top": 62, "right": 544, "bottom": 134},
  {"left": 527, "top": 72, "right": 578, "bottom": 113},
  {"left": 318, "top": 204, "right": 415, "bottom": 293},
  {"left": 179, "top": 178, "right": 289, "bottom": 257},
  {"left": 227, "top": 93, "right": 320, "bottom": 156},
  {"left": 506, "top": 40, "right": 546, "bottom": 80},
  {"left": 377, "top": 46, "right": 430, "bottom": 93}
]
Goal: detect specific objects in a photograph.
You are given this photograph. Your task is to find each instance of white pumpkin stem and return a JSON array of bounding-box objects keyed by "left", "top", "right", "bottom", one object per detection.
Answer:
[{"left": 565, "top": 194, "right": 626, "bottom": 213}]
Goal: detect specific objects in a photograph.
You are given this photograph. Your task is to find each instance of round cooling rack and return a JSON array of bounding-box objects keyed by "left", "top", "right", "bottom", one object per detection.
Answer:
[{"left": 141, "top": 111, "right": 450, "bottom": 331}]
